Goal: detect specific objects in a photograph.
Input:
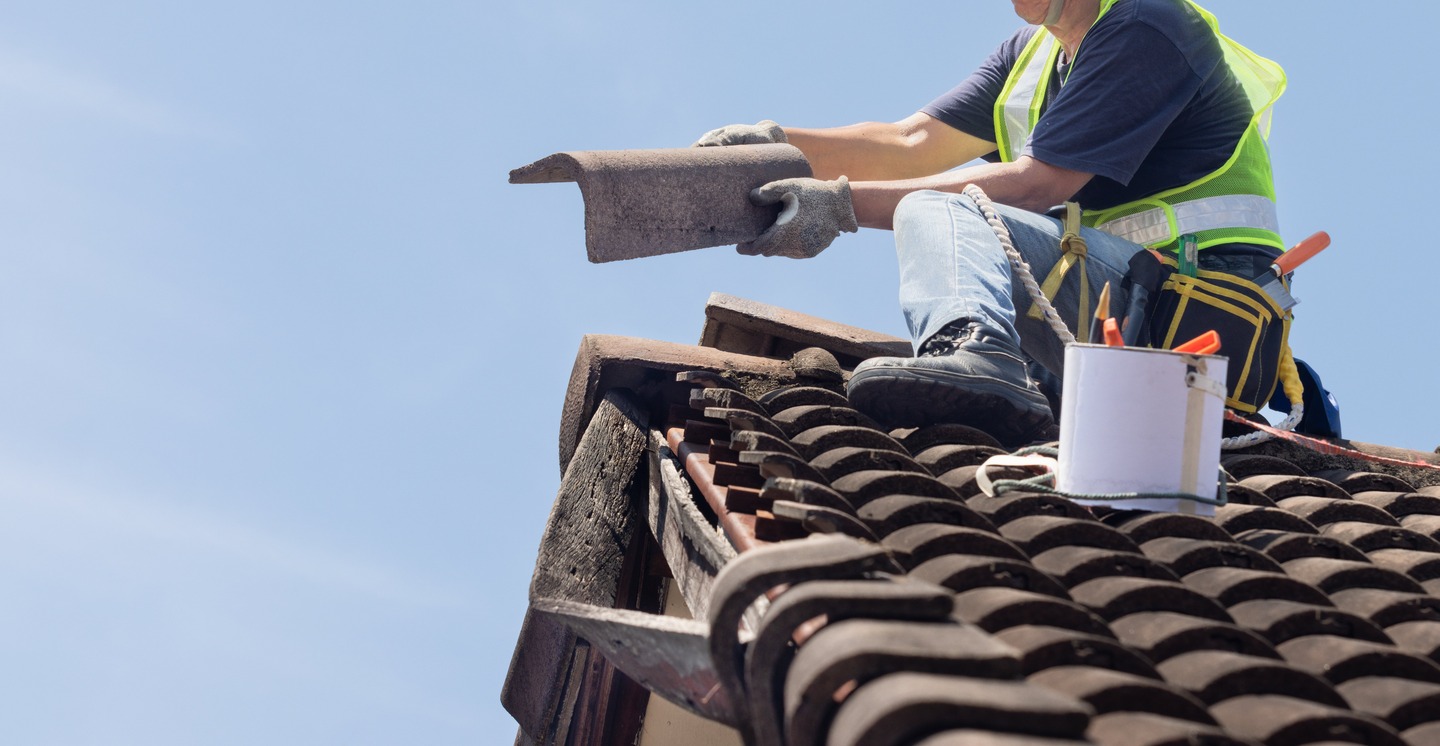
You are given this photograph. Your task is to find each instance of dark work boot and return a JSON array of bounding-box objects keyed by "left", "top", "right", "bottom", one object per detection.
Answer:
[{"left": 846, "top": 321, "right": 1055, "bottom": 446}]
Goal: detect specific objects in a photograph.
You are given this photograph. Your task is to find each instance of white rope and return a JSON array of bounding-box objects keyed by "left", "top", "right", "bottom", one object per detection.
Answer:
[
  {"left": 960, "top": 184, "right": 1298, "bottom": 449},
  {"left": 962, "top": 185, "right": 1076, "bottom": 346},
  {"left": 1221, "top": 404, "right": 1303, "bottom": 450}
]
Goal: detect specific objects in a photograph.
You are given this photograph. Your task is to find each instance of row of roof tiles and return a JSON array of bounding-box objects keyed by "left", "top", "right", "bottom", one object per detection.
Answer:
[{"left": 666, "top": 363, "right": 1440, "bottom": 746}]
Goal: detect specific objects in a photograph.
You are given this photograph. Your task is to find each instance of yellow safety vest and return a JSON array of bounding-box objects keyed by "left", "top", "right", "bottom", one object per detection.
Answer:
[{"left": 994, "top": 0, "right": 1287, "bottom": 253}]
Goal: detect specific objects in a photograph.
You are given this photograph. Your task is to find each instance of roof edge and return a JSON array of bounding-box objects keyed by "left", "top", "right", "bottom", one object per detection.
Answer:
[{"left": 558, "top": 334, "right": 796, "bottom": 475}]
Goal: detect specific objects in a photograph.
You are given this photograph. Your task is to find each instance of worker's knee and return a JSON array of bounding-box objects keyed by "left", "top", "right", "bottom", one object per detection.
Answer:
[
  {"left": 897, "top": 189, "right": 986, "bottom": 223},
  {"left": 894, "top": 190, "right": 977, "bottom": 235},
  {"left": 894, "top": 189, "right": 942, "bottom": 219}
]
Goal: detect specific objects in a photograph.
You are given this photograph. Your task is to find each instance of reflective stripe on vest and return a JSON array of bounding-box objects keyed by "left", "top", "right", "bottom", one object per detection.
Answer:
[
  {"left": 996, "top": 33, "right": 1058, "bottom": 163},
  {"left": 1094, "top": 194, "right": 1280, "bottom": 247}
]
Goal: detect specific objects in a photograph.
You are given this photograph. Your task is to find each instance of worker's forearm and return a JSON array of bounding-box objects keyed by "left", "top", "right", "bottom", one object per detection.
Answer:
[
  {"left": 850, "top": 162, "right": 1052, "bottom": 230},
  {"left": 784, "top": 123, "right": 913, "bottom": 181},
  {"left": 776, "top": 113, "right": 999, "bottom": 186}
]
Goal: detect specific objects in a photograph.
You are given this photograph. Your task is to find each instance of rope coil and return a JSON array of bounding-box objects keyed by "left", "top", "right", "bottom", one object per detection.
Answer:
[{"left": 981, "top": 447, "right": 1229, "bottom": 507}]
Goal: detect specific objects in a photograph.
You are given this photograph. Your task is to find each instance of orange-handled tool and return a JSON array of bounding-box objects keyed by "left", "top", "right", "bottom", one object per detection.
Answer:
[
  {"left": 1103, "top": 318, "right": 1124, "bottom": 347},
  {"left": 1173, "top": 330, "right": 1221, "bottom": 355},
  {"left": 1253, "top": 231, "right": 1331, "bottom": 311},
  {"left": 1273, "top": 231, "right": 1330, "bottom": 275}
]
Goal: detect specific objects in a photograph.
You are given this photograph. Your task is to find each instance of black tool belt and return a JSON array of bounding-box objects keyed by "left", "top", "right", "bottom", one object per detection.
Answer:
[{"left": 1120, "top": 246, "right": 1291, "bottom": 414}]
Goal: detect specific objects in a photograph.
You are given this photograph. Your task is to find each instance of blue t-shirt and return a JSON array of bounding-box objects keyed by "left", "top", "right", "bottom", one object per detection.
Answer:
[{"left": 921, "top": 0, "right": 1253, "bottom": 212}]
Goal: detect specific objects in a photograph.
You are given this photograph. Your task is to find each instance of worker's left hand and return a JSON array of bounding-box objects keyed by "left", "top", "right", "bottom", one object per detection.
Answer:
[
  {"left": 693, "top": 120, "right": 787, "bottom": 147},
  {"left": 739, "top": 177, "right": 858, "bottom": 259}
]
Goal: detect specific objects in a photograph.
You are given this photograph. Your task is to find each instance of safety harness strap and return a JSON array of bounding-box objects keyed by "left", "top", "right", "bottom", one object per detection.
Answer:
[{"left": 1028, "top": 202, "right": 1091, "bottom": 342}]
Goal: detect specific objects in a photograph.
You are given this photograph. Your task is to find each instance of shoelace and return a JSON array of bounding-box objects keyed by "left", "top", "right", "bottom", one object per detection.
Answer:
[{"left": 917, "top": 323, "right": 978, "bottom": 358}]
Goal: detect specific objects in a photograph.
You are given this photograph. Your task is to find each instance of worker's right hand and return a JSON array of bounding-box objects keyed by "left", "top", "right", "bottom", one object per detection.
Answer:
[{"left": 692, "top": 120, "right": 787, "bottom": 147}]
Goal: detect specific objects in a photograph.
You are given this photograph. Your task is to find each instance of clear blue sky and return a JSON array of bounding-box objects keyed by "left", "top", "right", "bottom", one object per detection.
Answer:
[{"left": 0, "top": 2, "right": 1430, "bottom": 743}]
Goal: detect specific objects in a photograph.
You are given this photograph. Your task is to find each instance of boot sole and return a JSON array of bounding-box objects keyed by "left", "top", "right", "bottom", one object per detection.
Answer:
[{"left": 848, "top": 366, "right": 1054, "bottom": 446}]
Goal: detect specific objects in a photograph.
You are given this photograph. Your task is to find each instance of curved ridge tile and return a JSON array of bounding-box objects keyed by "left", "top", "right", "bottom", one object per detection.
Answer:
[
  {"left": 882, "top": 523, "right": 1028, "bottom": 569},
  {"left": 889, "top": 424, "right": 1004, "bottom": 453},
  {"left": 1000, "top": 516, "right": 1139, "bottom": 557},
  {"left": 967, "top": 493, "right": 1095, "bottom": 527},
  {"left": 909, "top": 554, "right": 1068, "bottom": 598},
  {"left": 996, "top": 626, "right": 1159, "bottom": 679},
  {"left": 1220, "top": 454, "right": 1307, "bottom": 479},
  {"left": 1028, "top": 666, "right": 1213, "bottom": 724},
  {"left": 1238, "top": 474, "right": 1351, "bottom": 501},
  {"left": 809, "top": 447, "right": 927, "bottom": 481},
  {"left": 913, "top": 444, "right": 1007, "bottom": 476},
  {"left": 1069, "top": 576, "right": 1232, "bottom": 623},
  {"left": 1233, "top": 528, "right": 1369, "bottom": 563},
  {"left": 1281, "top": 557, "right": 1426, "bottom": 594},
  {"left": 1085, "top": 712, "right": 1247, "bottom": 746},
  {"left": 830, "top": 469, "right": 961, "bottom": 508},
  {"left": 1275, "top": 496, "right": 1400, "bottom": 527},
  {"left": 1311, "top": 469, "right": 1418, "bottom": 495},
  {"left": 1109, "top": 512, "right": 1235, "bottom": 545},
  {"left": 1155, "top": 650, "right": 1346, "bottom": 707},
  {"left": 1277, "top": 635, "right": 1440, "bottom": 685},
  {"left": 1109, "top": 611, "right": 1278, "bottom": 663},
  {"left": 1031, "top": 546, "right": 1179, "bottom": 588},
  {"left": 1227, "top": 599, "right": 1392, "bottom": 645},
  {"left": 1213, "top": 505, "right": 1318, "bottom": 536},
  {"left": 1140, "top": 537, "right": 1285, "bottom": 576},
  {"left": 859, "top": 495, "right": 995, "bottom": 538},
  {"left": 952, "top": 587, "right": 1114, "bottom": 638},
  {"left": 1181, "top": 566, "right": 1334, "bottom": 608},
  {"left": 1337, "top": 676, "right": 1440, "bottom": 732},
  {"left": 1320, "top": 521, "right": 1440, "bottom": 553},
  {"left": 1208, "top": 695, "right": 1405, "bottom": 746}
]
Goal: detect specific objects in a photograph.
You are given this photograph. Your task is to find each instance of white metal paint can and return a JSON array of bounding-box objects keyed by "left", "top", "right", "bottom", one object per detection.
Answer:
[{"left": 1057, "top": 344, "right": 1229, "bottom": 516}]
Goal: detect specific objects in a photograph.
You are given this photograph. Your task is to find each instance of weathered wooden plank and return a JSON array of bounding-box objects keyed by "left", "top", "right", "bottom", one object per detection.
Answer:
[
  {"left": 534, "top": 598, "right": 738, "bottom": 726},
  {"left": 503, "top": 390, "right": 650, "bottom": 744},
  {"left": 647, "top": 431, "right": 736, "bottom": 620},
  {"left": 557, "top": 520, "right": 659, "bottom": 746}
]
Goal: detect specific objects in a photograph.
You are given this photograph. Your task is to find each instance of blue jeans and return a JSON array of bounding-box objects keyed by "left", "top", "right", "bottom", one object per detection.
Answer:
[{"left": 893, "top": 189, "right": 1145, "bottom": 376}]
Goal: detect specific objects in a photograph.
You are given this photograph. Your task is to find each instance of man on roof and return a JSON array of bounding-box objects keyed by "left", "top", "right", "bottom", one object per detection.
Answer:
[{"left": 696, "top": 0, "right": 1287, "bottom": 445}]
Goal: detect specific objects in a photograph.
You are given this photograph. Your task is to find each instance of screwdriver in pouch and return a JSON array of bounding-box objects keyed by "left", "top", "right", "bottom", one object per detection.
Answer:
[{"left": 1254, "top": 231, "right": 1330, "bottom": 311}]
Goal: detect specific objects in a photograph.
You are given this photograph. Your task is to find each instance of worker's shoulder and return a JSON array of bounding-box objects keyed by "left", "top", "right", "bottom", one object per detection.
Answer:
[
  {"left": 1097, "top": 0, "right": 1223, "bottom": 73},
  {"left": 1105, "top": 0, "right": 1214, "bottom": 41}
]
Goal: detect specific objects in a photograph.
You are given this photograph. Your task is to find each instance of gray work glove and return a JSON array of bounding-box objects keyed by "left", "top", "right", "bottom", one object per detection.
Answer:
[
  {"left": 739, "top": 176, "right": 859, "bottom": 259},
  {"left": 692, "top": 120, "right": 787, "bottom": 147}
]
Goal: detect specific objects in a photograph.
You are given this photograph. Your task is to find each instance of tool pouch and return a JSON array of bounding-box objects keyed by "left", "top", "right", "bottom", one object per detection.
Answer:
[{"left": 1121, "top": 250, "right": 1291, "bottom": 414}]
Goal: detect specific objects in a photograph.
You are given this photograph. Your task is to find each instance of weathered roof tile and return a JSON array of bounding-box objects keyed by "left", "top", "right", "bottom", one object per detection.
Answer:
[
  {"left": 1336, "top": 676, "right": 1440, "bottom": 731},
  {"left": 1069, "top": 576, "right": 1232, "bottom": 622},
  {"left": 1027, "top": 666, "right": 1214, "bottom": 723},
  {"left": 1109, "top": 611, "right": 1278, "bottom": 663},
  {"left": 881, "top": 523, "right": 1029, "bottom": 569},
  {"left": 1226, "top": 598, "right": 1392, "bottom": 645},
  {"left": 1154, "top": 650, "right": 1345, "bottom": 706},
  {"left": 858, "top": 495, "right": 996, "bottom": 538},
  {"left": 995, "top": 626, "right": 1159, "bottom": 679},
  {"left": 999, "top": 516, "right": 1138, "bottom": 556},
  {"left": 1277, "top": 635, "right": 1440, "bottom": 685},
  {"left": 1030, "top": 546, "right": 1179, "bottom": 588},
  {"left": 1085, "top": 712, "right": 1247, "bottom": 746},
  {"left": 1140, "top": 536, "right": 1285, "bottom": 575},
  {"left": 1208, "top": 695, "right": 1406, "bottom": 746}
]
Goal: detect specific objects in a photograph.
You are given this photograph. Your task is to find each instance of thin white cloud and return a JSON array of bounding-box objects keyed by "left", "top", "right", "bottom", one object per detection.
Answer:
[
  {"left": 0, "top": 459, "right": 469, "bottom": 609},
  {"left": 0, "top": 45, "right": 226, "bottom": 139}
]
